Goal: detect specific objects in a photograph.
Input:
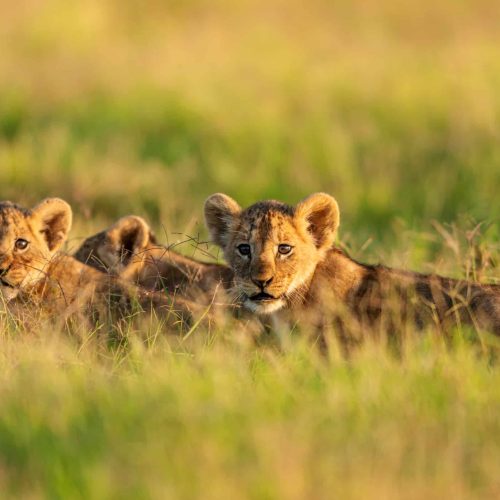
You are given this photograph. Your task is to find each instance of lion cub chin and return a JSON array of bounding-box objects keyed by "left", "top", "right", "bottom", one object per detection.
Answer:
[{"left": 204, "top": 192, "right": 500, "bottom": 337}]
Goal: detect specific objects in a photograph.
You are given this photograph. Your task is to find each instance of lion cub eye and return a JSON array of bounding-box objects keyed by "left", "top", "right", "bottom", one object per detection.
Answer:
[
  {"left": 278, "top": 244, "right": 292, "bottom": 255},
  {"left": 237, "top": 244, "right": 251, "bottom": 256},
  {"left": 15, "top": 239, "right": 29, "bottom": 251}
]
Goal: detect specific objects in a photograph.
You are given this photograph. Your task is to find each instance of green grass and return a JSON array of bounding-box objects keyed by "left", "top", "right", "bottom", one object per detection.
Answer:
[
  {"left": 0, "top": 333, "right": 498, "bottom": 499},
  {"left": 1, "top": 0, "right": 500, "bottom": 497}
]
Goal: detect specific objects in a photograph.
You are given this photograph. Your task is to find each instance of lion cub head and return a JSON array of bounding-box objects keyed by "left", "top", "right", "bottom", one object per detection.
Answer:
[
  {"left": 204, "top": 192, "right": 339, "bottom": 314},
  {"left": 74, "top": 215, "right": 155, "bottom": 280},
  {"left": 0, "top": 198, "right": 72, "bottom": 302}
]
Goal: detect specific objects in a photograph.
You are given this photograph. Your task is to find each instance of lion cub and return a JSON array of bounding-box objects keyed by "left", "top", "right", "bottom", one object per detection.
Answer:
[
  {"left": 0, "top": 198, "right": 205, "bottom": 328},
  {"left": 204, "top": 192, "right": 500, "bottom": 337},
  {"left": 74, "top": 215, "right": 234, "bottom": 304}
]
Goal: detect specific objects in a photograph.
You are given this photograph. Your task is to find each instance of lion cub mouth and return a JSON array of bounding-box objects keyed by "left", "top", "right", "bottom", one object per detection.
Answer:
[
  {"left": 249, "top": 292, "right": 277, "bottom": 302},
  {"left": 0, "top": 278, "right": 14, "bottom": 289}
]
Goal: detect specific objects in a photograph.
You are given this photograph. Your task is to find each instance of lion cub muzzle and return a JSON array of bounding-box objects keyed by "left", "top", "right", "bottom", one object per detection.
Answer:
[{"left": 0, "top": 263, "right": 13, "bottom": 286}]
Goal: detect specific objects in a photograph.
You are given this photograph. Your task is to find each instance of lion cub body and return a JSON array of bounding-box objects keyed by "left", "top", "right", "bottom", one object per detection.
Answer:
[
  {"left": 204, "top": 193, "right": 500, "bottom": 337},
  {"left": 0, "top": 199, "right": 202, "bottom": 328}
]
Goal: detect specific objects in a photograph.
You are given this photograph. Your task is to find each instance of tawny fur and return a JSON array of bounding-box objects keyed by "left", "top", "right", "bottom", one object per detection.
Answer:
[
  {"left": 74, "top": 215, "right": 234, "bottom": 305},
  {"left": 0, "top": 200, "right": 207, "bottom": 330},
  {"left": 204, "top": 192, "right": 500, "bottom": 338}
]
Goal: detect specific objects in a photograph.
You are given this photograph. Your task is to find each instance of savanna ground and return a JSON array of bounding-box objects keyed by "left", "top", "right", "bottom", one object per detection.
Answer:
[{"left": 1, "top": 0, "right": 500, "bottom": 498}]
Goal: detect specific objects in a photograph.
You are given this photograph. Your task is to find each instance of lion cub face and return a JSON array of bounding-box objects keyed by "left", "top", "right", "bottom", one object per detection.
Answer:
[
  {"left": 205, "top": 192, "right": 339, "bottom": 315},
  {"left": 0, "top": 198, "right": 72, "bottom": 302}
]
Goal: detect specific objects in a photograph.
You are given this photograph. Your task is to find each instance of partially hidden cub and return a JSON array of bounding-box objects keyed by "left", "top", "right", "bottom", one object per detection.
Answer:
[{"left": 74, "top": 215, "right": 234, "bottom": 305}]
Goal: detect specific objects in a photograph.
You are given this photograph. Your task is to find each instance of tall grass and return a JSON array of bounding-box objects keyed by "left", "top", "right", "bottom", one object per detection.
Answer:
[
  {"left": 0, "top": 0, "right": 500, "bottom": 497},
  {"left": 0, "top": 329, "right": 498, "bottom": 499}
]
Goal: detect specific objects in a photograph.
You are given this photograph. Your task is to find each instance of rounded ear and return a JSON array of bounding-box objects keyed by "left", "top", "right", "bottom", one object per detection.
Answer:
[
  {"left": 294, "top": 193, "right": 339, "bottom": 250},
  {"left": 204, "top": 193, "right": 242, "bottom": 248},
  {"left": 107, "top": 215, "right": 152, "bottom": 265},
  {"left": 31, "top": 198, "right": 73, "bottom": 252}
]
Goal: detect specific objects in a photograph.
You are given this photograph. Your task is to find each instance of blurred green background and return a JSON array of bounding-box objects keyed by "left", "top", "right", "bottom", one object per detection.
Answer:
[
  {"left": 1, "top": 2, "right": 500, "bottom": 498},
  {"left": 2, "top": 0, "right": 500, "bottom": 261}
]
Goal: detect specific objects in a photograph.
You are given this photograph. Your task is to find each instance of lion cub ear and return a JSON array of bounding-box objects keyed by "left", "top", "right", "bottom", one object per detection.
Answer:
[
  {"left": 294, "top": 193, "right": 339, "bottom": 251},
  {"left": 204, "top": 193, "right": 242, "bottom": 248},
  {"left": 31, "top": 198, "right": 73, "bottom": 252},
  {"left": 107, "top": 216, "right": 152, "bottom": 265}
]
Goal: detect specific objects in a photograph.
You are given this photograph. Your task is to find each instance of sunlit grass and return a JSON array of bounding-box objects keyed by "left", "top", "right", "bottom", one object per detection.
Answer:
[
  {"left": 0, "top": 328, "right": 498, "bottom": 499},
  {"left": 1, "top": 0, "right": 500, "bottom": 497}
]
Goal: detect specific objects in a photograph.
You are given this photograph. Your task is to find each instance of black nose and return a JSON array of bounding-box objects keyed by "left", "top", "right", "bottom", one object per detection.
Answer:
[{"left": 252, "top": 277, "right": 273, "bottom": 289}]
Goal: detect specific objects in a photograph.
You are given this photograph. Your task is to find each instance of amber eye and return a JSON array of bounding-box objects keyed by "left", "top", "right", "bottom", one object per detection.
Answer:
[
  {"left": 15, "top": 239, "right": 29, "bottom": 251},
  {"left": 278, "top": 244, "right": 292, "bottom": 255},
  {"left": 237, "top": 244, "right": 251, "bottom": 256}
]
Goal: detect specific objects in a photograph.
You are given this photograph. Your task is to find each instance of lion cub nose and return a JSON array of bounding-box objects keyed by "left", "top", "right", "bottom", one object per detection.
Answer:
[{"left": 252, "top": 276, "right": 273, "bottom": 290}]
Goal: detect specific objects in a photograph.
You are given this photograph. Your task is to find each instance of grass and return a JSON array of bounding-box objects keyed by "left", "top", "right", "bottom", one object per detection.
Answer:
[
  {"left": 0, "top": 332, "right": 498, "bottom": 499},
  {"left": 1, "top": 0, "right": 500, "bottom": 497}
]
